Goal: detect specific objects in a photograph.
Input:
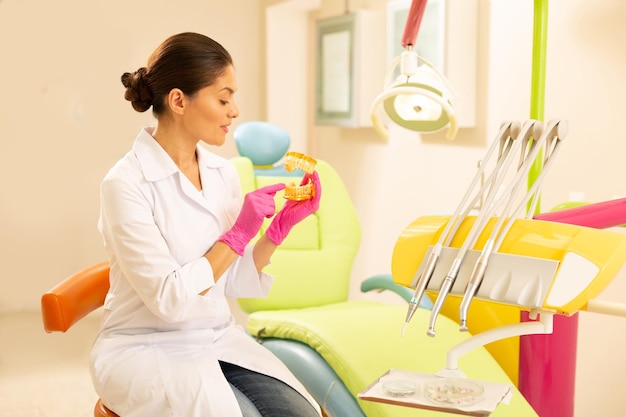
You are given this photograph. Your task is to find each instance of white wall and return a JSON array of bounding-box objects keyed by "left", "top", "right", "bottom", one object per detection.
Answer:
[
  {"left": 0, "top": 0, "right": 263, "bottom": 312},
  {"left": 266, "top": 0, "right": 319, "bottom": 152}
]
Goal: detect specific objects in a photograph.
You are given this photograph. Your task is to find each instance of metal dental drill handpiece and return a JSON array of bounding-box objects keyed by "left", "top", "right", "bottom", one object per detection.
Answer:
[
  {"left": 426, "top": 121, "right": 540, "bottom": 337},
  {"left": 400, "top": 121, "right": 520, "bottom": 336},
  {"left": 459, "top": 120, "right": 568, "bottom": 331},
  {"left": 458, "top": 120, "right": 549, "bottom": 331}
]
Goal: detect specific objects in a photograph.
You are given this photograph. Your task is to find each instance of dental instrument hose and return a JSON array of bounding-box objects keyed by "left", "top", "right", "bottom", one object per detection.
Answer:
[
  {"left": 427, "top": 121, "right": 535, "bottom": 337},
  {"left": 458, "top": 120, "right": 565, "bottom": 331},
  {"left": 402, "top": 122, "right": 520, "bottom": 336},
  {"left": 401, "top": 123, "right": 517, "bottom": 336}
]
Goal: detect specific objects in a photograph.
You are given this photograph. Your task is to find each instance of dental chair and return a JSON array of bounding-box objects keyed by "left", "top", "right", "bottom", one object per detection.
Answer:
[{"left": 231, "top": 121, "right": 538, "bottom": 417}]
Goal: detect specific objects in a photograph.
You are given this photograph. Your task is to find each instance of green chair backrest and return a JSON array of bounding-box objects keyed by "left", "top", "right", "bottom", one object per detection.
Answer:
[{"left": 231, "top": 156, "right": 361, "bottom": 313}]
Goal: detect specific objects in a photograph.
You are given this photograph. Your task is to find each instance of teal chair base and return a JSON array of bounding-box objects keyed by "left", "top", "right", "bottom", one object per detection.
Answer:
[{"left": 259, "top": 338, "right": 366, "bottom": 417}]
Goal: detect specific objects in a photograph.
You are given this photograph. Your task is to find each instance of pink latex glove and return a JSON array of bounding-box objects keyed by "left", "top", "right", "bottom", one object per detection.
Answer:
[
  {"left": 219, "top": 183, "right": 286, "bottom": 255},
  {"left": 265, "top": 171, "right": 322, "bottom": 245}
]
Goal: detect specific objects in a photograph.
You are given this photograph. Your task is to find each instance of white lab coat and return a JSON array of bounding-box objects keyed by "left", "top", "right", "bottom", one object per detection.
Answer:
[{"left": 90, "top": 128, "right": 320, "bottom": 417}]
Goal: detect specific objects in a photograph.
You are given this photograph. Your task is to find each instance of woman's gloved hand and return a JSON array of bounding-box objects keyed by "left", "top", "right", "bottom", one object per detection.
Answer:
[
  {"left": 265, "top": 172, "right": 322, "bottom": 245},
  {"left": 219, "top": 183, "right": 286, "bottom": 255}
]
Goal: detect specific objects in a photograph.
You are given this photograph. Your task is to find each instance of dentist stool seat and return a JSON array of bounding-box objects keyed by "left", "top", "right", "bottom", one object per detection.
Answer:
[
  {"left": 232, "top": 121, "right": 538, "bottom": 417},
  {"left": 41, "top": 262, "right": 120, "bottom": 417}
]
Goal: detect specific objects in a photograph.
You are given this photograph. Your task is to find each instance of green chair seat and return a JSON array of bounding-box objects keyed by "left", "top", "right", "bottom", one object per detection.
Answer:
[{"left": 248, "top": 301, "right": 538, "bottom": 417}]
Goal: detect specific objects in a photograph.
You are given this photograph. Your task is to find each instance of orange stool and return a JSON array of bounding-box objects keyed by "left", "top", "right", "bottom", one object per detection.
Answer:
[
  {"left": 95, "top": 399, "right": 119, "bottom": 417},
  {"left": 41, "top": 262, "right": 120, "bottom": 417}
]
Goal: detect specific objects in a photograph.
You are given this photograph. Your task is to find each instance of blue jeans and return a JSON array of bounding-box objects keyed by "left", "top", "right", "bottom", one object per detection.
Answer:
[{"left": 220, "top": 361, "right": 320, "bottom": 417}]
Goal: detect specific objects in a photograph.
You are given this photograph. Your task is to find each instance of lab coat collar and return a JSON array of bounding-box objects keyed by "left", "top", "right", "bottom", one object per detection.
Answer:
[
  {"left": 133, "top": 127, "right": 229, "bottom": 182},
  {"left": 133, "top": 128, "right": 177, "bottom": 182},
  {"left": 196, "top": 141, "right": 230, "bottom": 171},
  {"left": 132, "top": 128, "right": 232, "bottom": 221}
]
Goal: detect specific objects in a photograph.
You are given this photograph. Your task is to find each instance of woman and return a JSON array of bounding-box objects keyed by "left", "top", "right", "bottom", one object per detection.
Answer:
[{"left": 89, "top": 32, "right": 322, "bottom": 417}]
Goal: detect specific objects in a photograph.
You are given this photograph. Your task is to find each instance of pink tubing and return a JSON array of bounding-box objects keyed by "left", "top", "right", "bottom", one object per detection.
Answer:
[
  {"left": 401, "top": 0, "right": 429, "bottom": 48},
  {"left": 533, "top": 197, "right": 626, "bottom": 229},
  {"left": 519, "top": 199, "right": 626, "bottom": 417}
]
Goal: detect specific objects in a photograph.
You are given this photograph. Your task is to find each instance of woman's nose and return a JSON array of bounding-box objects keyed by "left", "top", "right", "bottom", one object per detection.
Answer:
[{"left": 229, "top": 102, "right": 239, "bottom": 118}]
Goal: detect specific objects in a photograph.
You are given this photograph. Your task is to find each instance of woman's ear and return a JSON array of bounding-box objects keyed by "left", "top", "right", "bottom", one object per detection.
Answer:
[{"left": 167, "top": 88, "right": 185, "bottom": 115}]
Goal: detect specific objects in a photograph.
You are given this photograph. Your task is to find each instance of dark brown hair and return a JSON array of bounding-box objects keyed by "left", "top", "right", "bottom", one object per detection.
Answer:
[{"left": 121, "top": 32, "right": 233, "bottom": 115}]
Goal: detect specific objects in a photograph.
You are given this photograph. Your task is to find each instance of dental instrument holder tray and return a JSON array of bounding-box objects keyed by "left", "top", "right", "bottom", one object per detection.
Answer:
[
  {"left": 415, "top": 246, "right": 559, "bottom": 311},
  {"left": 394, "top": 215, "right": 626, "bottom": 316}
]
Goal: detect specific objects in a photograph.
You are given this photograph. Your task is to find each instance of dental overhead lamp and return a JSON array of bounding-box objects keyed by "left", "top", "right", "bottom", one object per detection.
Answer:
[{"left": 370, "top": 0, "right": 458, "bottom": 140}]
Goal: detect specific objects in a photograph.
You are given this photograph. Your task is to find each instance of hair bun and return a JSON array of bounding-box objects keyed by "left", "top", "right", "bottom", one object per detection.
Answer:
[{"left": 121, "top": 67, "right": 153, "bottom": 112}]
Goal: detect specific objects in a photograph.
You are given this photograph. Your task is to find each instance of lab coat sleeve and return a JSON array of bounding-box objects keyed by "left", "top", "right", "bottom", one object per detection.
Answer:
[
  {"left": 223, "top": 245, "right": 274, "bottom": 298},
  {"left": 100, "top": 174, "right": 218, "bottom": 323}
]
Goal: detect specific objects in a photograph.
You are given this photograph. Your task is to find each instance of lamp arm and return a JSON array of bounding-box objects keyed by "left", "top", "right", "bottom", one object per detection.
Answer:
[{"left": 401, "top": 0, "right": 429, "bottom": 48}]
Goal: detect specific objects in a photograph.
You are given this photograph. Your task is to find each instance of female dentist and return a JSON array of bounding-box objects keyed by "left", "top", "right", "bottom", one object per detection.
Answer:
[{"left": 89, "top": 32, "right": 322, "bottom": 417}]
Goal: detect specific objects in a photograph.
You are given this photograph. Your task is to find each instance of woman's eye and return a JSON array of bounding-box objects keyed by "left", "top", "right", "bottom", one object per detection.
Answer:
[{"left": 220, "top": 100, "right": 230, "bottom": 105}]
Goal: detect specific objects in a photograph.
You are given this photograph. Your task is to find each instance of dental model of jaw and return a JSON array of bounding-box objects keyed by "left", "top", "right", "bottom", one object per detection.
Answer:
[{"left": 283, "top": 151, "right": 317, "bottom": 201}]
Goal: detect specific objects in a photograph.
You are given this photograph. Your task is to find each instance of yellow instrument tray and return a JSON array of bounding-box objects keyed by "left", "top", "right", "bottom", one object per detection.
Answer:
[{"left": 392, "top": 215, "right": 626, "bottom": 315}]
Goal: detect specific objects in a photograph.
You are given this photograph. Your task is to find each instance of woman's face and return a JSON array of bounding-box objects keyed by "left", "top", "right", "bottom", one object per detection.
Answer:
[{"left": 183, "top": 65, "right": 239, "bottom": 147}]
